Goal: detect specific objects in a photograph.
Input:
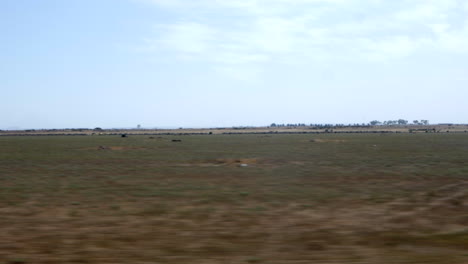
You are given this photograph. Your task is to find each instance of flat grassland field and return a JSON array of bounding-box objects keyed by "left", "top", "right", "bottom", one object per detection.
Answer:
[{"left": 1, "top": 134, "right": 467, "bottom": 264}]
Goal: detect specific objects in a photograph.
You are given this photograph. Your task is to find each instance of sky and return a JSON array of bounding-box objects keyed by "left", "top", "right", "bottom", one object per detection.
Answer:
[{"left": 1, "top": 0, "right": 468, "bottom": 129}]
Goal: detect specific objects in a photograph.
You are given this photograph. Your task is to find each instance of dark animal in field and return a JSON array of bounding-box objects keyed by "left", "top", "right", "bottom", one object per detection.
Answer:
[
  {"left": 121, "top": 134, "right": 127, "bottom": 138},
  {"left": 172, "top": 139, "right": 182, "bottom": 142}
]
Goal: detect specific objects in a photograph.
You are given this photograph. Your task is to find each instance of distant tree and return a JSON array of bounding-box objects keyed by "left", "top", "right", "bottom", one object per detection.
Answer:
[
  {"left": 398, "top": 119, "right": 408, "bottom": 125},
  {"left": 413, "top": 120, "right": 420, "bottom": 125},
  {"left": 384, "top": 120, "right": 399, "bottom": 126},
  {"left": 270, "top": 123, "right": 277, "bottom": 127},
  {"left": 369, "top": 120, "right": 381, "bottom": 126},
  {"left": 421, "top": 120, "right": 429, "bottom": 125},
  {"left": 94, "top": 127, "right": 103, "bottom": 131}
]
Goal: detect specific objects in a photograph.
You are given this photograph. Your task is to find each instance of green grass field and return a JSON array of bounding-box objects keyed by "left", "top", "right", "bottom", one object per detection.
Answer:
[{"left": 1, "top": 134, "right": 467, "bottom": 263}]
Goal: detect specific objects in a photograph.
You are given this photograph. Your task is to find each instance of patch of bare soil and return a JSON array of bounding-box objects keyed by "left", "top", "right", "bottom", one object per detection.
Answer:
[
  {"left": 177, "top": 158, "right": 261, "bottom": 167},
  {"left": 81, "top": 146, "right": 147, "bottom": 151},
  {"left": 310, "top": 139, "right": 347, "bottom": 143},
  {"left": 175, "top": 158, "right": 306, "bottom": 168}
]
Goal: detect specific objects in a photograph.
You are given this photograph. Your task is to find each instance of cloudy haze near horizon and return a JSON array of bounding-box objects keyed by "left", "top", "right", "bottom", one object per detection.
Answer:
[{"left": 2, "top": 0, "right": 468, "bottom": 129}]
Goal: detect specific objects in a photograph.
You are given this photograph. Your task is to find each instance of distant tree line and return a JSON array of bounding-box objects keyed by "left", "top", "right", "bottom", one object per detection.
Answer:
[
  {"left": 369, "top": 119, "right": 429, "bottom": 126},
  {"left": 270, "top": 123, "right": 370, "bottom": 128},
  {"left": 269, "top": 119, "right": 430, "bottom": 128}
]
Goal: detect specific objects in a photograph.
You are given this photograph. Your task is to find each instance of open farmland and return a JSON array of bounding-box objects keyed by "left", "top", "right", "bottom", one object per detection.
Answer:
[{"left": 0, "top": 134, "right": 467, "bottom": 264}]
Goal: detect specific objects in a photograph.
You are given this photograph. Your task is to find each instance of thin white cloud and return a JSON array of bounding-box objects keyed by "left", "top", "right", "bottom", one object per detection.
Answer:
[
  {"left": 363, "top": 36, "right": 422, "bottom": 62},
  {"left": 142, "top": 0, "right": 468, "bottom": 78},
  {"left": 158, "top": 22, "right": 215, "bottom": 54},
  {"left": 395, "top": 2, "right": 450, "bottom": 22},
  {"left": 214, "top": 65, "right": 264, "bottom": 82},
  {"left": 435, "top": 21, "right": 468, "bottom": 53}
]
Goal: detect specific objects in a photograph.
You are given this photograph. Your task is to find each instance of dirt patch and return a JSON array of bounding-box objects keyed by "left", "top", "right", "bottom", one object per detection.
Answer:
[
  {"left": 178, "top": 158, "right": 261, "bottom": 167},
  {"left": 310, "top": 139, "right": 347, "bottom": 143},
  {"left": 176, "top": 158, "right": 306, "bottom": 168},
  {"left": 81, "top": 146, "right": 147, "bottom": 151}
]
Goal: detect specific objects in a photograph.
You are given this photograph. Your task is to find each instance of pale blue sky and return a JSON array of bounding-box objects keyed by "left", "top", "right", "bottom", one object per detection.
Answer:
[{"left": 2, "top": 0, "right": 468, "bottom": 129}]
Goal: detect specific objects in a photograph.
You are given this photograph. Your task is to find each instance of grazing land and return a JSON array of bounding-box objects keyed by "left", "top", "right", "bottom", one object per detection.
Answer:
[{"left": 0, "top": 133, "right": 467, "bottom": 264}]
